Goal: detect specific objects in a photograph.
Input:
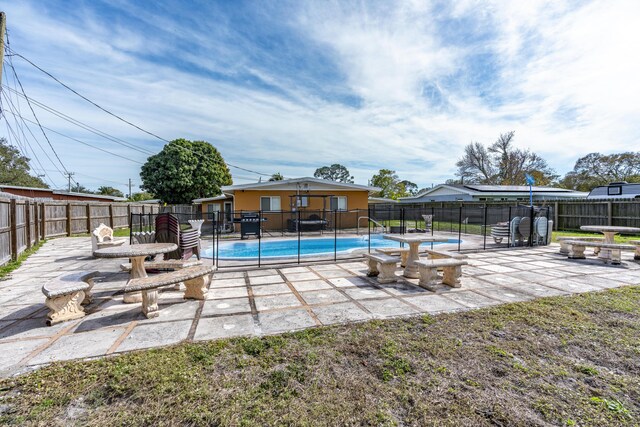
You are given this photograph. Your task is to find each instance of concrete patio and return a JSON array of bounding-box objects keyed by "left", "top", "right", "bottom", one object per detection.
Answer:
[{"left": 1, "top": 237, "right": 639, "bottom": 378}]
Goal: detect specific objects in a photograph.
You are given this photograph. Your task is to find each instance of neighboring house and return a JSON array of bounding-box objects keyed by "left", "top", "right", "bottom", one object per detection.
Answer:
[
  {"left": 398, "top": 184, "right": 587, "bottom": 204},
  {"left": 368, "top": 196, "right": 398, "bottom": 210},
  {"left": 586, "top": 182, "right": 640, "bottom": 199},
  {"left": 193, "top": 177, "right": 379, "bottom": 231},
  {"left": 0, "top": 184, "right": 127, "bottom": 202}
]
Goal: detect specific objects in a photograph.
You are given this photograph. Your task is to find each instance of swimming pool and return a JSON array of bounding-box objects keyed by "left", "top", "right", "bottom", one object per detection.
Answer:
[{"left": 202, "top": 235, "right": 460, "bottom": 259}]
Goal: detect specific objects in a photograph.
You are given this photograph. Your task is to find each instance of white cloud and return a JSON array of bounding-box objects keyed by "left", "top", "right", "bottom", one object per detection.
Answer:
[{"left": 2, "top": 0, "right": 639, "bottom": 192}]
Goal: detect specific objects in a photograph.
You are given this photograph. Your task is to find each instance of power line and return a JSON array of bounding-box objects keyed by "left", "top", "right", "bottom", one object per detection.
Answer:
[
  {"left": 4, "top": 40, "right": 76, "bottom": 186},
  {"left": 6, "top": 47, "right": 272, "bottom": 178},
  {"left": 7, "top": 47, "right": 170, "bottom": 143},
  {"left": 3, "top": 110, "right": 145, "bottom": 165},
  {"left": 2, "top": 83, "right": 154, "bottom": 156}
]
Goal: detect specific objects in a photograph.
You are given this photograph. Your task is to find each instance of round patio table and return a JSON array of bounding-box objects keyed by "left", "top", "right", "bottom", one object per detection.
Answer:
[
  {"left": 579, "top": 225, "right": 640, "bottom": 262},
  {"left": 93, "top": 243, "right": 178, "bottom": 303},
  {"left": 382, "top": 234, "right": 449, "bottom": 278}
]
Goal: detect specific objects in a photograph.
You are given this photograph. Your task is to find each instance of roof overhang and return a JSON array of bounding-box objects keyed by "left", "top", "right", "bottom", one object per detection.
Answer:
[{"left": 222, "top": 177, "right": 380, "bottom": 194}]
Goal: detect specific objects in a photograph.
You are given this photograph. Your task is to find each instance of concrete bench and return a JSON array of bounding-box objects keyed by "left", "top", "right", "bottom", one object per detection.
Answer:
[
  {"left": 42, "top": 271, "right": 99, "bottom": 326},
  {"left": 415, "top": 259, "right": 468, "bottom": 291},
  {"left": 126, "top": 265, "right": 215, "bottom": 318},
  {"left": 564, "top": 240, "right": 636, "bottom": 265},
  {"left": 120, "top": 259, "right": 203, "bottom": 272},
  {"left": 375, "top": 247, "right": 410, "bottom": 267},
  {"left": 557, "top": 236, "right": 603, "bottom": 255},
  {"left": 120, "top": 259, "right": 204, "bottom": 291},
  {"left": 363, "top": 253, "right": 400, "bottom": 283},
  {"left": 91, "top": 223, "right": 126, "bottom": 254},
  {"left": 423, "top": 248, "right": 467, "bottom": 260}
]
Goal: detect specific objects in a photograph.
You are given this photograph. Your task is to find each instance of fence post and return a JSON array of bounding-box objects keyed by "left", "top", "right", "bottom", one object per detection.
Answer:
[
  {"left": 66, "top": 203, "right": 72, "bottom": 236},
  {"left": 41, "top": 203, "right": 46, "bottom": 240},
  {"left": 25, "top": 200, "right": 32, "bottom": 250},
  {"left": 483, "top": 204, "right": 487, "bottom": 250},
  {"left": 34, "top": 202, "right": 40, "bottom": 245},
  {"left": 9, "top": 199, "right": 17, "bottom": 261},
  {"left": 109, "top": 204, "right": 114, "bottom": 228},
  {"left": 127, "top": 204, "right": 131, "bottom": 229},
  {"left": 607, "top": 201, "right": 612, "bottom": 226},
  {"left": 86, "top": 204, "right": 92, "bottom": 234},
  {"left": 554, "top": 202, "right": 559, "bottom": 230},
  {"left": 457, "top": 206, "right": 462, "bottom": 252}
]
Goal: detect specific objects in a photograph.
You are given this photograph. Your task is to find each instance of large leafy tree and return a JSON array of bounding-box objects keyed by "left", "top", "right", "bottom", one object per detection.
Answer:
[
  {"left": 269, "top": 172, "right": 284, "bottom": 181},
  {"left": 370, "top": 169, "right": 416, "bottom": 199},
  {"left": 559, "top": 152, "right": 640, "bottom": 191},
  {"left": 313, "top": 164, "right": 354, "bottom": 183},
  {"left": 455, "top": 131, "right": 557, "bottom": 185},
  {"left": 140, "top": 139, "right": 232, "bottom": 204},
  {"left": 0, "top": 137, "right": 48, "bottom": 188},
  {"left": 97, "top": 186, "right": 124, "bottom": 198}
]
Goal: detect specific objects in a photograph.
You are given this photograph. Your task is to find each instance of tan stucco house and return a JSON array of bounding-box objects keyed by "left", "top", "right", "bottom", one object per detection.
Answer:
[{"left": 193, "top": 177, "right": 379, "bottom": 231}]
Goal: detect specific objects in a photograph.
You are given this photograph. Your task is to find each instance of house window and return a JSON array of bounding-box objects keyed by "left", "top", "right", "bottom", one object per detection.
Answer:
[
  {"left": 207, "top": 203, "right": 220, "bottom": 220},
  {"left": 260, "top": 196, "right": 281, "bottom": 211},
  {"left": 297, "top": 196, "right": 309, "bottom": 207},
  {"left": 607, "top": 186, "right": 622, "bottom": 196},
  {"left": 330, "top": 196, "right": 347, "bottom": 211}
]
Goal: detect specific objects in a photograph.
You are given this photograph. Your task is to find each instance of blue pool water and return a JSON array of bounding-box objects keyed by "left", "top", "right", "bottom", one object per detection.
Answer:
[{"left": 202, "top": 235, "right": 460, "bottom": 259}]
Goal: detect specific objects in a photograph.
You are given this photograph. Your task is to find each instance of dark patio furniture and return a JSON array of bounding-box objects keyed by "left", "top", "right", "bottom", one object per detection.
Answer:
[{"left": 155, "top": 213, "right": 201, "bottom": 260}]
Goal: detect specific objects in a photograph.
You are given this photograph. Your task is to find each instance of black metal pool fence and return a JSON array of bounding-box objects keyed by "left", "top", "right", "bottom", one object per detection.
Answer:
[{"left": 129, "top": 204, "right": 552, "bottom": 269}]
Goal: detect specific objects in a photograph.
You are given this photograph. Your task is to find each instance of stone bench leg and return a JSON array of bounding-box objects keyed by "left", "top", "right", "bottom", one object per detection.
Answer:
[
  {"left": 184, "top": 275, "right": 210, "bottom": 300},
  {"left": 377, "top": 262, "right": 397, "bottom": 284},
  {"left": 610, "top": 250, "right": 622, "bottom": 265},
  {"left": 141, "top": 289, "right": 159, "bottom": 319},
  {"left": 559, "top": 241, "right": 569, "bottom": 255},
  {"left": 45, "top": 291, "right": 86, "bottom": 326},
  {"left": 568, "top": 245, "right": 586, "bottom": 259},
  {"left": 593, "top": 247, "right": 601, "bottom": 255},
  {"left": 634, "top": 247, "right": 640, "bottom": 260},
  {"left": 81, "top": 277, "right": 96, "bottom": 306},
  {"left": 418, "top": 266, "right": 439, "bottom": 291},
  {"left": 442, "top": 266, "right": 463, "bottom": 288},
  {"left": 366, "top": 259, "right": 379, "bottom": 277},
  {"left": 400, "top": 252, "right": 408, "bottom": 268}
]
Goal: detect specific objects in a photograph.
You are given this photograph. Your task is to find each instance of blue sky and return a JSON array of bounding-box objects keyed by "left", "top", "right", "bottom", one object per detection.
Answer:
[{"left": 2, "top": 0, "right": 639, "bottom": 193}]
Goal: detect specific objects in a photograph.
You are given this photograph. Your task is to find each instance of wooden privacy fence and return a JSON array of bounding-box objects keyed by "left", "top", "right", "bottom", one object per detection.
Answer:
[{"left": 0, "top": 197, "right": 161, "bottom": 266}]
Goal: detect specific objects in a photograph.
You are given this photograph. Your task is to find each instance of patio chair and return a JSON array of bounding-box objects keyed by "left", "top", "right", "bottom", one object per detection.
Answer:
[
  {"left": 155, "top": 213, "right": 201, "bottom": 260},
  {"left": 509, "top": 217, "right": 522, "bottom": 246},
  {"left": 422, "top": 215, "right": 433, "bottom": 232}
]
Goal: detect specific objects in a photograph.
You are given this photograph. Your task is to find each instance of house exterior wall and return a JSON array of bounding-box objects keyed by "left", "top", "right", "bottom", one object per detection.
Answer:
[{"left": 224, "top": 190, "right": 369, "bottom": 230}]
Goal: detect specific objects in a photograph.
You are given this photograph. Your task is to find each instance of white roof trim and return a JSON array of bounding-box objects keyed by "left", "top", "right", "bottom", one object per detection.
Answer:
[
  {"left": 193, "top": 194, "right": 233, "bottom": 203},
  {"left": 222, "top": 177, "right": 379, "bottom": 193}
]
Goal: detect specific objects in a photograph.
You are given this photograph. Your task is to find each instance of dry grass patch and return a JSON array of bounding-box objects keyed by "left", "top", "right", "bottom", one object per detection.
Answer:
[{"left": 0, "top": 287, "right": 639, "bottom": 426}]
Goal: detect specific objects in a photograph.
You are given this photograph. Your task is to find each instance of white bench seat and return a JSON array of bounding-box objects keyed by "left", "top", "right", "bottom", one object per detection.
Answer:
[
  {"left": 126, "top": 265, "right": 215, "bottom": 318},
  {"left": 557, "top": 236, "right": 603, "bottom": 255},
  {"left": 120, "top": 259, "right": 203, "bottom": 272},
  {"left": 415, "top": 259, "right": 468, "bottom": 291},
  {"left": 363, "top": 253, "right": 400, "bottom": 283},
  {"left": 375, "top": 247, "right": 410, "bottom": 267},
  {"left": 42, "top": 271, "right": 99, "bottom": 326},
  {"left": 563, "top": 240, "right": 636, "bottom": 265}
]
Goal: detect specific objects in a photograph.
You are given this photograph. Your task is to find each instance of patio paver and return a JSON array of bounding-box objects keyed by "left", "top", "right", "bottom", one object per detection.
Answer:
[{"left": 0, "top": 236, "right": 638, "bottom": 377}]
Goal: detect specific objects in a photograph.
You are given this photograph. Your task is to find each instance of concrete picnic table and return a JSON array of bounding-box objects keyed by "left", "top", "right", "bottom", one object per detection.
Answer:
[
  {"left": 579, "top": 225, "right": 640, "bottom": 262},
  {"left": 382, "top": 234, "right": 449, "bottom": 278},
  {"left": 93, "top": 243, "right": 178, "bottom": 303}
]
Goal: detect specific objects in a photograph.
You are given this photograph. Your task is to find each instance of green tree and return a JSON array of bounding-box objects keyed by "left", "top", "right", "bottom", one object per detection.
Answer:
[
  {"left": 0, "top": 137, "right": 48, "bottom": 188},
  {"left": 140, "top": 139, "right": 232, "bottom": 204},
  {"left": 97, "top": 186, "right": 124, "bottom": 197},
  {"left": 129, "top": 191, "right": 155, "bottom": 202},
  {"left": 313, "top": 164, "right": 354, "bottom": 183},
  {"left": 455, "top": 131, "right": 557, "bottom": 185},
  {"left": 71, "top": 183, "right": 93, "bottom": 194},
  {"left": 370, "top": 169, "right": 415, "bottom": 199},
  {"left": 269, "top": 172, "right": 284, "bottom": 181},
  {"left": 559, "top": 152, "right": 640, "bottom": 191}
]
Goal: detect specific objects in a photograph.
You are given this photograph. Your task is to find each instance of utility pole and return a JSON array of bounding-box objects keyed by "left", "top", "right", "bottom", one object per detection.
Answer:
[
  {"left": 65, "top": 172, "right": 75, "bottom": 192},
  {"left": 128, "top": 178, "right": 132, "bottom": 199},
  {"left": 0, "top": 12, "right": 6, "bottom": 85}
]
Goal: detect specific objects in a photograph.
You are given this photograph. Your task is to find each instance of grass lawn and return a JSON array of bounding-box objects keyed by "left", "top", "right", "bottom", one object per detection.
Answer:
[{"left": 1, "top": 287, "right": 639, "bottom": 426}]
